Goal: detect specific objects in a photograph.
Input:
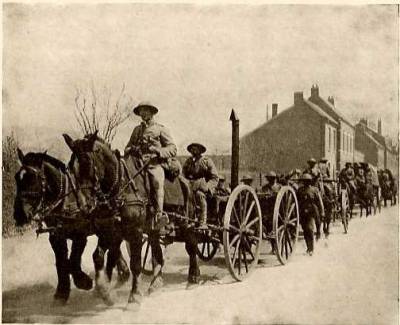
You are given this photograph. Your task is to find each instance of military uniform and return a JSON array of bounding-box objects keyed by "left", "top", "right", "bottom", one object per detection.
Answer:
[
  {"left": 297, "top": 177, "right": 324, "bottom": 255},
  {"left": 125, "top": 120, "right": 177, "bottom": 215},
  {"left": 215, "top": 180, "right": 231, "bottom": 196},
  {"left": 183, "top": 155, "right": 219, "bottom": 227}
]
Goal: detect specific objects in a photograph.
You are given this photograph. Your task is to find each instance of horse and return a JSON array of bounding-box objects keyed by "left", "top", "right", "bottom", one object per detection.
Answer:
[
  {"left": 62, "top": 131, "right": 200, "bottom": 308},
  {"left": 380, "top": 170, "right": 397, "bottom": 207},
  {"left": 13, "top": 149, "right": 130, "bottom": 305}
]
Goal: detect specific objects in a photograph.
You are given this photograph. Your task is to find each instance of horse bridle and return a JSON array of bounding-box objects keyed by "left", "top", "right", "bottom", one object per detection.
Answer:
[{"left": 17, "top": 162, "right": 87, "bottom": 233}]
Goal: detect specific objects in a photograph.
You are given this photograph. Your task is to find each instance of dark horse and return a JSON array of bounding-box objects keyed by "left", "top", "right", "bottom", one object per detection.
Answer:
[
  {"left": 380, "top": 169, "right": 397, "bottom": 207},
  {"left": 63, "top": 131, "right": 201, "bottom": 307},
  {"left": 13, "top": 149, "right": 130, "bottom": 305}
]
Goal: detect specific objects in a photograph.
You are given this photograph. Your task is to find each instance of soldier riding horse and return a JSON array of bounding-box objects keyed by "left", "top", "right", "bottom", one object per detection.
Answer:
[{"left": 63, "top": 131, "right": 202, "bottom": 307}]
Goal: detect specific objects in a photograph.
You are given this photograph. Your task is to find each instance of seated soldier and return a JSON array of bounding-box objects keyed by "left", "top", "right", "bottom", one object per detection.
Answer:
[
  {"left": 241, "top": 175, "right": 254, "bottom": 187},
  {"left": 318, "top": 157, "right": 330, "bottom": 179},
  {"left": 215, "top": 176, "right": 231, "bottom": 196},
  {"left": 355, "top": 167, "right": 366, "bottom": 192},
  {"left": 183, "top": 143, "right": 219, "bottom": 230},
  {"left": 261, "top": 171, "right": 281, "bottom": 195},
  {"left": 340, "top": 162, "right": 356, "bottom": 194},
  {"left": 303, "top": 158, "right": 321, "bottom": 185}
]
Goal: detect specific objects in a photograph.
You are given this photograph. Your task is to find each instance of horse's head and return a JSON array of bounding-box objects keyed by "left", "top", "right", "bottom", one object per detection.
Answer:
[
  {"left": 14, "top": 149, "right": 47, "bottom": 226},
  {"left": 63, "top": 131, "right": 116, "bottom": 212}
]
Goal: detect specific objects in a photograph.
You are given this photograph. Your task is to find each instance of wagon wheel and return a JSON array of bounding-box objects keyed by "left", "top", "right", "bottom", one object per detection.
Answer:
[
  {"left": 273, "top": 186, "right": 299, "bottom": 265},
  {"left": 197, "top": 237, "right": 219, "bottom": 261},
  {"left": 341, "top": 189, "right": 350, "bottom": 234},
  {"left": 223, "top": 184, "right": 262, "bottom": 281}
]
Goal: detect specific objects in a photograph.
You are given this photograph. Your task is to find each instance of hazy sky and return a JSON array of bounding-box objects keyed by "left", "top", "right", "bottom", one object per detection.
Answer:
[{"left": 3, "top": 4, "right": 399, "bottom": 155}]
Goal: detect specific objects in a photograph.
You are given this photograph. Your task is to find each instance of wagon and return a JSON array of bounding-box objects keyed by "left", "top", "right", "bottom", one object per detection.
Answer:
[
  {"left": 140, "top": 182, "right": 300, "bottom": 281},
  {"left": 139, "top": 110, "right": 304, "bottom": 281}
]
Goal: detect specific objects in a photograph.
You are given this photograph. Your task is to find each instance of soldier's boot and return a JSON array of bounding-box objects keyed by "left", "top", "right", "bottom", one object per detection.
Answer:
[{"left": 196, "top": 194, "right": 208, "bottom": 230}]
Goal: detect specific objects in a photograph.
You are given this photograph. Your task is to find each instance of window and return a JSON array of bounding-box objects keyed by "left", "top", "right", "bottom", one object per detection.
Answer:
[
  {"left": 328, "top": 128, "right": 331, "bottom": 152},
  {"left": 333, "top": 129, "right": 337, "bottom": 151}
]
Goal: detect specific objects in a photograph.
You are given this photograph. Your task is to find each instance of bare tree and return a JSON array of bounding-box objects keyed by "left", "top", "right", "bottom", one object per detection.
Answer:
[{"left": 73, "top": 82, "right": 134, "bottom": 144}]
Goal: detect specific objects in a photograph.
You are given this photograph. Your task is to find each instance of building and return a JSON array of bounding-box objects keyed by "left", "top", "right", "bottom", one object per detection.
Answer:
[
  {"left": 308, "top": 84, "right": 355, "bottom": 171},
  {"left": 354, "top": 119, "right": 385, "bottom": 169},
  {"left": 240, "top": 91, "right": 338, "bottom": 176}
]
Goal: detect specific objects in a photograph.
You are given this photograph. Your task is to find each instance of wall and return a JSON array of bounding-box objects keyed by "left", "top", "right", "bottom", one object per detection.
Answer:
[{"left": 240, "top": 103, "right": 324, "bottom": 174}]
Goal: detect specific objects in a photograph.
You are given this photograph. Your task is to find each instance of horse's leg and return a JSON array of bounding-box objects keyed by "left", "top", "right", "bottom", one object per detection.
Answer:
[
  {"left": 148, "top": 231, "right": 164, "bottom": 294},
  {"left": 114, "top": 246, "right": 130, "bottom": 286},
  {"left": 49, "top": 234, "right": 70, "bottom": 304},
  {"left": 126, "top": 227, "right": 144, "bottom": 305},
  {"left": 70, "top": 235, "right": 93, "bottom": 291},
  {"left": 185, "top": 228, "right": 200, "bottom": 285},
  {"left": 92, "top": 235, "right": 114, "bottom": 306}
]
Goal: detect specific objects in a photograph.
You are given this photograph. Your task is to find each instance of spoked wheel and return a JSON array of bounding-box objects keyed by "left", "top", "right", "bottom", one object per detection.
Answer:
[
  {"left": 197, "top": 237, "right": 219, "bottom": 261},
  {"left": 273, "top": 186, "right": 299, "bottom": 265},
  {"left": 341, "top": 190, "right": 350, "bottom": 234},
  {"left": 223, "top": 184, "right": 262, "bottom": 281}
]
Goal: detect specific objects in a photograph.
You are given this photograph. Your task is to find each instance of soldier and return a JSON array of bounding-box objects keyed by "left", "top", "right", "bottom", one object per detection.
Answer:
[
  {"left": 183, "top": 143, "right": 219, "bottom": 230},
  {"left": 340, "top": 162, "right": 356, "bottom": 194},
  {"left": 297, "top": 173, "right": 325, "bottom": 256},
  {"left": 124, "top": 103, "right": 177, "bottom": 230},
  {"left": 215, "top": 176, "right": 231, "bottom": 196},
  {"left": 241, "top": 175, "right": 254, "bottom": 187},
  {"left": 303, "top": 158, "right": 321, "bottom": 184},
  {"left": 261, "top": 171, "right": 281, "bottom": 195},
  {"left": 355, "top": 167, "right": 366, "bottom": 192},
  {"left": 319, "top": 157, "right": 331, "bottom": 179}
]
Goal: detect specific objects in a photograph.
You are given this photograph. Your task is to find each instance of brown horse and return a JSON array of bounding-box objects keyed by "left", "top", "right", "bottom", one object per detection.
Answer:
[
  {"left": 63, "top": 131, "right": 201, "bottom": 308},
  {"left": 13, "top": 150, "right": 130, "bottom": 305}
]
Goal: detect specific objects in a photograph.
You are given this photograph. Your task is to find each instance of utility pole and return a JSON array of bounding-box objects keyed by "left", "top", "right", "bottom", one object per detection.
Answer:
[{"left": 230, "top": 109, "right": 239, "bottom": 189}]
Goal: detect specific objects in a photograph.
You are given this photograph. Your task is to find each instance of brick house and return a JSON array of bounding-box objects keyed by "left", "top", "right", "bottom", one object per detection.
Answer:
[
  {"left": 239, "top": 91, "right": 338, "bottom": 176},
  {"left": 308, "top": 84, "right": 355, "bottom": 171}
]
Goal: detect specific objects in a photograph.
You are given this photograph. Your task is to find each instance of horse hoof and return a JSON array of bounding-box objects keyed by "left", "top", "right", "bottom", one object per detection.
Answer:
[
  {"left": 188, "top": 275, "right": 200, "bottom": 285},
  {"left": 95, "top": 286, "right": 114, "bottom": 306},
  {"left": 53, "top": 292, "right": 69, "bottom": 307},
  {"left": 148, "top": 276, "right": 164, "bottom": 295},
  {"left": 73, "top": 272, "right": 93, "bottom": 291},
  {"left": 128, "top": 292, "right": 143, "bottom": 305}
]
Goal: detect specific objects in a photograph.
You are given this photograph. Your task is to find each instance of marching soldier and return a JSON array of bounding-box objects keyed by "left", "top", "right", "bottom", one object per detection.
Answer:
[
  {"left": 124, "top": 103, "right": 177, "bottom": 230},
  {"left": 183, "top": 143, "right": 219, "bottom": 230},
  {"left": 297, "top": 173, "right": 325, "bottom": 256}
]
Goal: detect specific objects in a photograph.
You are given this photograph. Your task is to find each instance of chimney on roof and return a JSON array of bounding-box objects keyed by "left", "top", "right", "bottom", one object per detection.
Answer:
[
  {"left": 378, "top": 118, "right": 382, "bottom": 135},
  {"left": 360, "top": 117, "right": 368, "bottom": 126},
  {"left": 328, "top": 96, "right": 335, "bottom": 106},
  {"left": 272, "top": 103, "right": 278, "bottom": 117},
  {"left": 311, "top": 84, "right": 319, "bottom": 98},
  {"left": 294, "top": 92, "right": 304, "bottom": 106}
]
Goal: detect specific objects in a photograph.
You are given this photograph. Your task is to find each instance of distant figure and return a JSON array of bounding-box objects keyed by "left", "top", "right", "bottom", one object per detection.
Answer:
[
  {"left": 261, "top": 171, "right": 281, "bottom": 195},
  {"left": 297, "top": 173, "right": 325, "bottom": 256},
  {"left": 340, "top": 162, "right": 356, "bottom": 194},
  {"left": 241, "top": 175, "right": 254, "bottom": 187},
  {"left": 303, "top": 158, "right": 320, "bottom": 184},
  {"left": 215, "top": 176, "right": 231, "bottom": 196},
  {"left": 318, "top": 157, "right": 330, "bottom": 179},
  {"left": 183, "top": 143, "right": 219, "bottom": 230}
]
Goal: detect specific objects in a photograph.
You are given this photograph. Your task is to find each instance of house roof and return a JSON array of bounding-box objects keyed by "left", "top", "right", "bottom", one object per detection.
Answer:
[
  {"left": 365, "top": 132, "right": 385, "bottom": 149},
  {"left": 305, "top": 100, "right": 338, "bottom": 125},
  {"left": 309, "top": 96, "right": 354, "bottom": 127},
  {"left": 241, "top": 99, "right": 338, "bottom": 140}
]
